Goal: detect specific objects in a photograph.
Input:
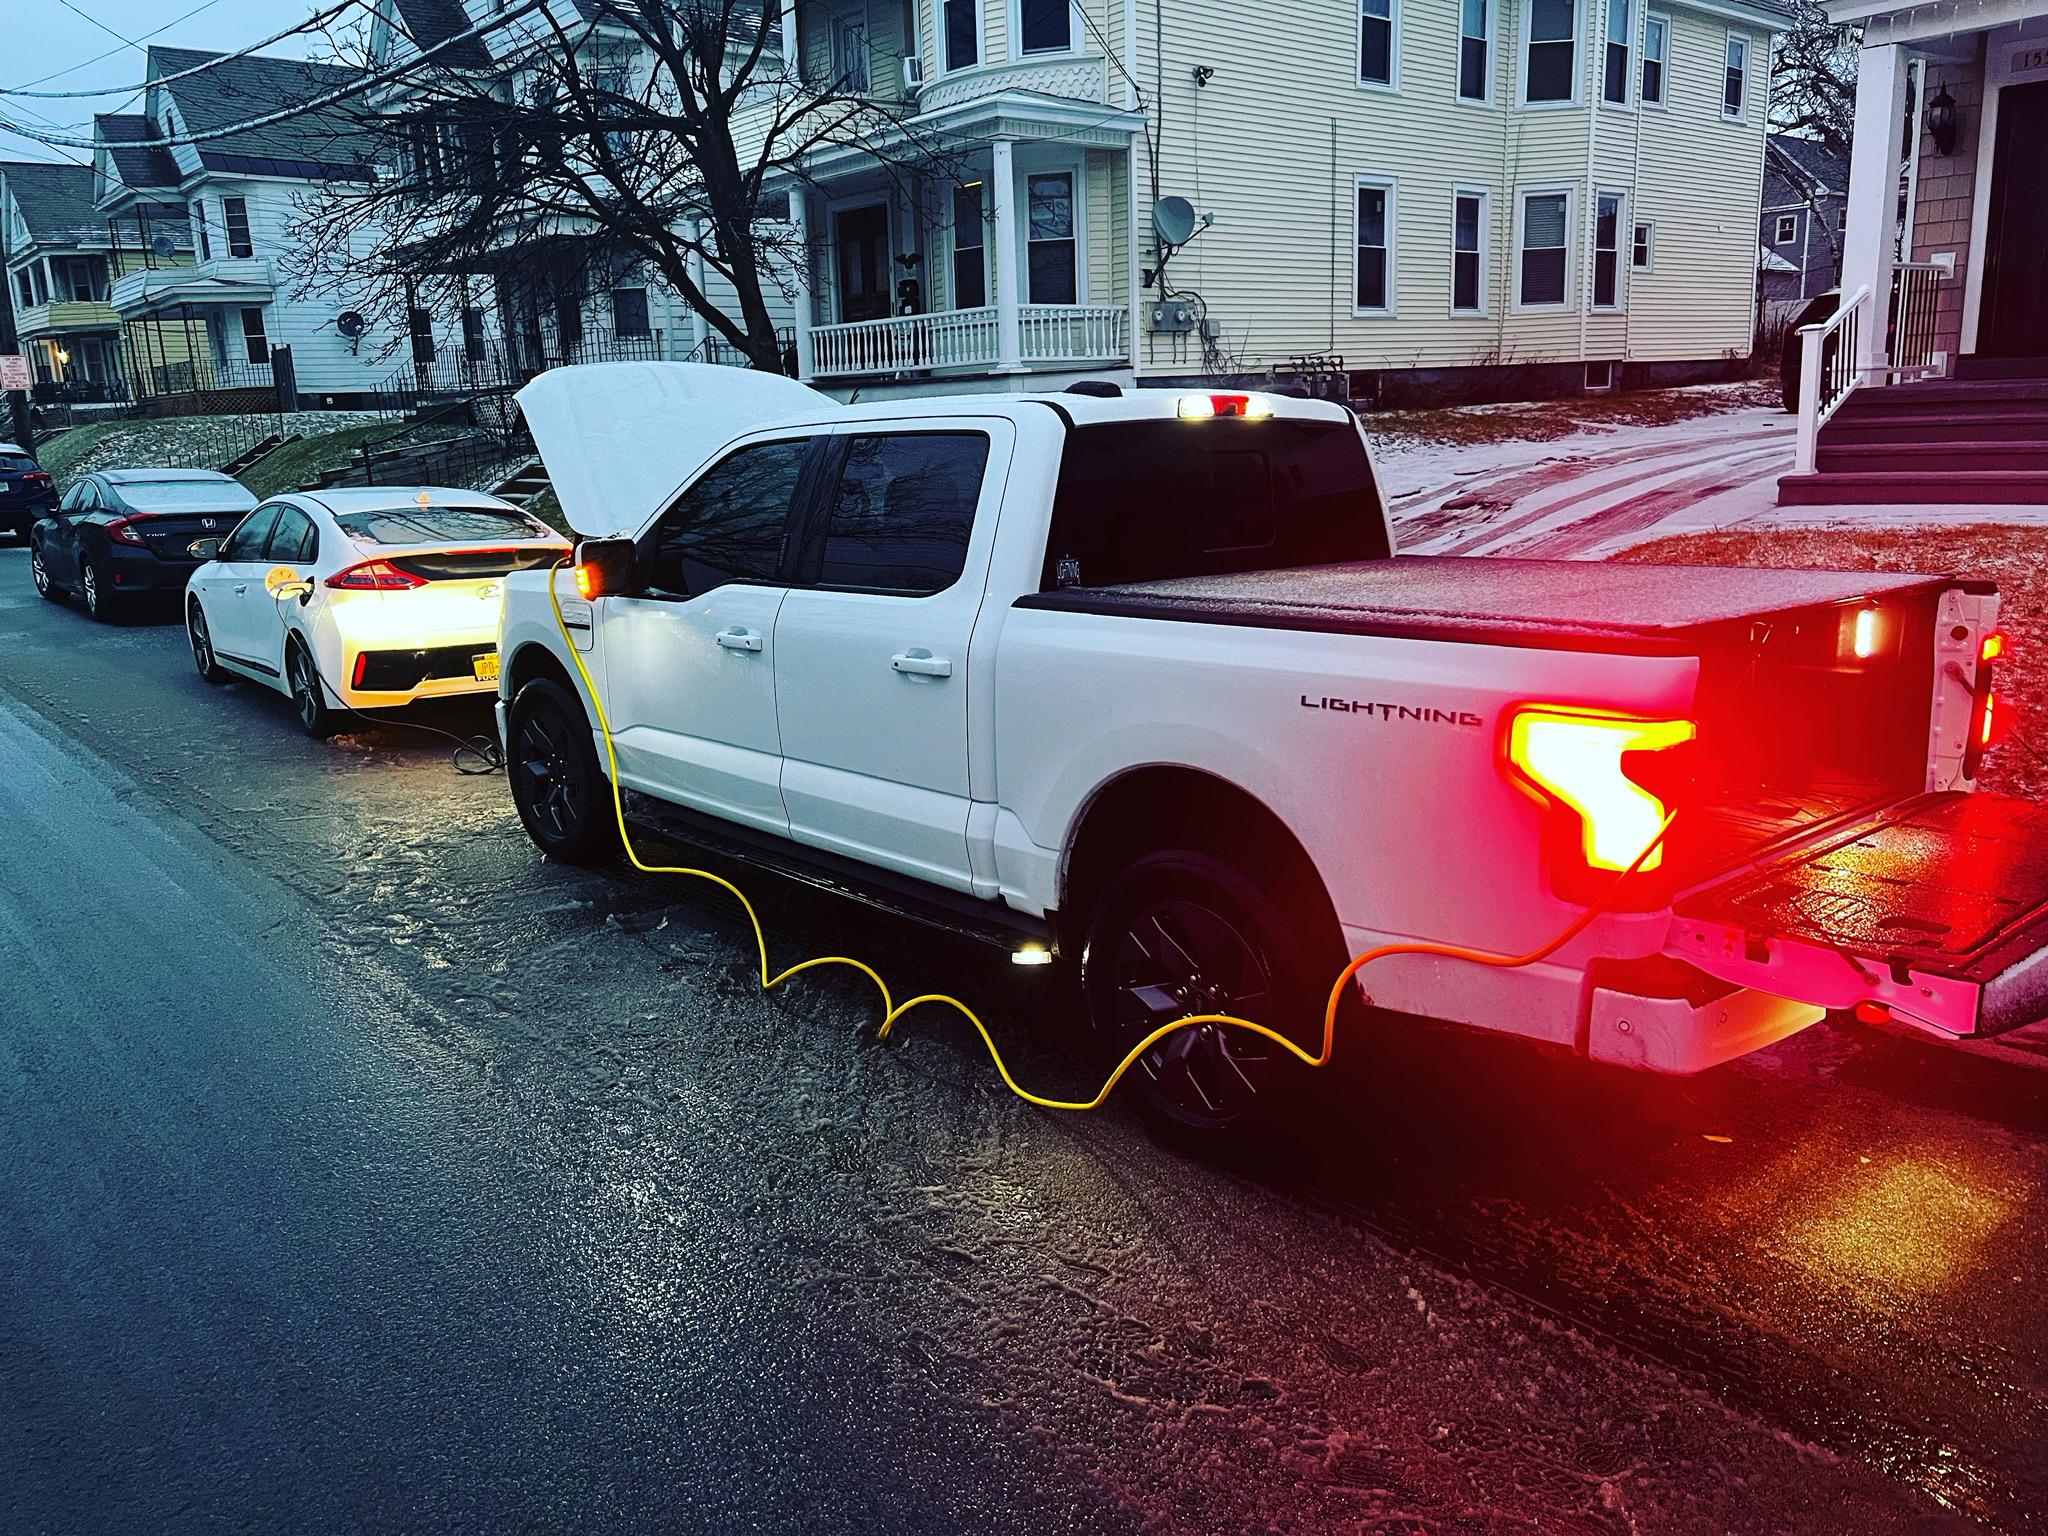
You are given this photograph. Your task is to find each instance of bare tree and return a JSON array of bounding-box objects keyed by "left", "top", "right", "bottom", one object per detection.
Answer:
[
  {"left": 1771, "top": 0, "right": 1858, "bottom": 158},
  {"left": 291, "top": 0, "right": 960, "bottom": 375}
]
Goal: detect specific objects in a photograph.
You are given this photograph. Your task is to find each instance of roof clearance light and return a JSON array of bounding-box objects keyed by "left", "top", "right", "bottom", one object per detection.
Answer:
[
  {"left": 1981, "top": 631, "right": 2006, "bottom": 664},
  {"left": 1505, "top": 708, "right": 1696, "bottom": 872},
  {"left": 1178, "top": 392, "right": 1273, "bottom": 421},
  {"left": 1852, "top": 607, "right": 1879, "bottom": 659},
  {"left": 1011, "top": 943, "right": 1054, "bottom": 966}
]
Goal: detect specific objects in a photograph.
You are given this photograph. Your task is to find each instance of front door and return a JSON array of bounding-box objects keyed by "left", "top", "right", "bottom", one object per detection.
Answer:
[
  {"left": 1981, "top": 80, "right": 2048, "bottom": 358},
  {"left": 834, "top": 204, "right": 891, "bottom": 324},
  {"left": 598, "top": 435, "right": 818, "bottom": 836},
  {"left": 773, "top": 421, "right": 1010, "bottom": 893}
]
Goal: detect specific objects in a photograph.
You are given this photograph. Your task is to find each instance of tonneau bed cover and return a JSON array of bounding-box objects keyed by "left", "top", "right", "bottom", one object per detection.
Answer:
[{"left": 1016, "top": 556, "right": 1960, "bottom": 654}]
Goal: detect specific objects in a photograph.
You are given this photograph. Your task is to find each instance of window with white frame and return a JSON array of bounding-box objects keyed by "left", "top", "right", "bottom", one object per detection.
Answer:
[
  {"left": 830, "top": 5, "right": 869, "bottom": 92},
  {"left": 190, "top": 199, "right": 211, "bottom": 261},
  {"left": 943, "top": 0, "right": 977, "bottom": 70},
  {"left": 1452, "top": 189, "right": 1486, "bottom": 311},
  {"left": 952, "top": 181, "right": 987, "bottom": 307},
  {"left": 1592, "top": 191, "right": 1623, "bottom": 307},
  {"left": 1518, "top": 189, "right": 1570, "bottom": 306},
  {"left": 1019, "top": 0, "right": 1071, "bottom": 54},
  {"left": 1359, "top": 0, "right": 1396, "bottom": 85},
  {"left": 1774, "top": 212, "right": 1798, "bottom": 245},
  {"left": 1026, "top": 172, "right": 1076, "bottom": 303},
  {"left": 1602, "top": 0, "right": 1631, "bottom": 103},
  {"left": 1354, "top": 180, "right": 1394, "bottom": 312},
  {"left": 1524, "top": 0, "right": 1576, "bottom": 102},
  {"left": 611, "top": 286, "right": 651, "bottom": 337},
  {"left": 1640, "top": 13, "right": 1667, "bottom": 103},
  {"left": 14, "top": 269, "right": 31, "bottom": 309},
  {"left": 1632, "top": 219, "right": 1653, "bottom": 269},
  {"left": 1836, "top": 205, "right": 1847, "bottom": 231},
  {"left": 1723, "top": 33, "right": 1748, "bottom": 117},
  {"left": 238, "top": 306, "right": 268, "bottom": 366},
  {"left": 222, "top": 195, "right": 253, "bottom": 259},
  {"left": 1458, "top": 0, "right": 1490, "bottom": 99}
]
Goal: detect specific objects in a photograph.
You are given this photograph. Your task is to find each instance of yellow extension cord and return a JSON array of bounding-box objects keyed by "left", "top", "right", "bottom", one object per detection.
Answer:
[{"left": 546, "top": 567, "right": 1673, "bottom": 1112}]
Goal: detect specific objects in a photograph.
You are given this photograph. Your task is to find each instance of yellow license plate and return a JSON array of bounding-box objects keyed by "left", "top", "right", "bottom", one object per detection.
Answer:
[{"left": 472, "top": 652, "right": 501, "bottom": 682}]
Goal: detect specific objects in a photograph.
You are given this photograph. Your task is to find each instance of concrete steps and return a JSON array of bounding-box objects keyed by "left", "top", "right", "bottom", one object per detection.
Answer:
[
  {"left": 490, "top": 457, "right": 551, "bottom": 508},
  {"left": 1779, "top": 469, "right": 2048, "bottom": 505},
  {"left": 1815, "top": 440, "right": 2048, "bottom": 474}
]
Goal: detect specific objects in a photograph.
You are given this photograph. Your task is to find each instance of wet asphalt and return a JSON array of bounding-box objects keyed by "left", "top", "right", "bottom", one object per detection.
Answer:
[{"left": 0, "top": 542, "right": 2043, "bottom": 1534}]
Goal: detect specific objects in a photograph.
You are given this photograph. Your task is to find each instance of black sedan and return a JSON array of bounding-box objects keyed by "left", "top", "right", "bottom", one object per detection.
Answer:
[
  {"left": 31, "top": 469, "right": 259, "bottom": 621},
  {"left": 0, "top": 442, "right": 57, "bottom": 539}
]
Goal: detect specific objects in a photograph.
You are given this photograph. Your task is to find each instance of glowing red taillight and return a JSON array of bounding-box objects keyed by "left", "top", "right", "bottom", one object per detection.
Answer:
[
  {"left": 105, "top": 516, "right": 148, "bottom": 546},
  {"left": 351, "top": 652, "right": 368, "bottom": 688},
  {"left": 325, "top": 559, "right": 426, "bottom": 590},
  {"left": 1504, "top": 707, "right": 1696, "bottom": 901}
]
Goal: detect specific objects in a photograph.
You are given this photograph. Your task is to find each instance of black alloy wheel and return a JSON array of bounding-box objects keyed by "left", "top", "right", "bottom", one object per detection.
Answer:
[
  {"left": 188, "top": 601, "right": 228, "bottom": 684},
  {"left": 508, "top": 677, "right": 620, "bottom": 865},
  {"left": 1082, "top": 849, "right": 1335, "bottom": 1136},
  {"left": 287, "top": 642, "right": 337, "bottom": 739}
]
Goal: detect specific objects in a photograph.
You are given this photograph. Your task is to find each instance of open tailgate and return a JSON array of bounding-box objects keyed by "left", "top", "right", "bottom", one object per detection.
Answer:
[{"left": 1667, "top": 792, "right": 2048, "bottom": 1038}]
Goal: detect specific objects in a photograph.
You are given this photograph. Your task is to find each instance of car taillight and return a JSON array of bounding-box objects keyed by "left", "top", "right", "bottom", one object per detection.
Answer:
[
  {"left": 1504, "top": 707, "right": 1696, "bottom": 884},
  {"left": 23, "top": 471, "right": 49, "bottom": 486},
  {"left": 326, "top": 559, "right": 427, "bottom": 590},
  {"left": 105, "top": 516, "right": 148, "bottom": 546},
  {"left": 1965, "top": 632, "right": 2009, "bottom": 778}
]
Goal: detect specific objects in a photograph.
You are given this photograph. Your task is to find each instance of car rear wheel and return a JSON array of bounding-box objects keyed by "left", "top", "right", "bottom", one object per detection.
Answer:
[
  {"left": 30, "top": 544, "right": 60, "bottom": 601},
  {"left": 1081, "top": 849, "right": 1334, "bottom": 1137},
  {"left": 286, "top": 641, "right": 338, "bottom": 739},
  {"left": 187, "top": 601, "right": 229, "bottom": 685},
  {"left": 79, "top": 556, "right": 116, "bottom": 622},
  {"left": 508, "top": 677, "right": 620, "bottom": 865}
]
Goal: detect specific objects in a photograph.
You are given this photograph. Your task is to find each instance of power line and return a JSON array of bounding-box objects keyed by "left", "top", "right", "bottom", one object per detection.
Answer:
[
  {"left": 3, "top": 0, "right": 370, "bottom": 99},
  {"left": 0, "top": 0, "right": 555, "bottom": 154},
  {"left": 9, "top": 0, "right": 229, "bottom": 91}
]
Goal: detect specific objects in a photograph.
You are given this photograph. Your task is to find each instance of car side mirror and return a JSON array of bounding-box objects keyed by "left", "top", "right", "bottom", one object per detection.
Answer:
[
  {"left": 571, "top": 537, "right": 640, "bottom": 600},
  {"left": 189, "top": 536, "right": 224, "bottom": 561}
]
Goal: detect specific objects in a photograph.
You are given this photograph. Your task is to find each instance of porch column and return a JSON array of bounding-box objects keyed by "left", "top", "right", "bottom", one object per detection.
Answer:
[
  {"left": 1841, "top": 38, "right": 1909, "bottom": 376},
  {"left": 1125, "top": 141, "right": 1143, "bottom": 375},
  {"left": 991, "top": 138, "right": 1023, "bottom": 372},
  {"left": 790, "top": 185, "right": 816, "bottom": 381}
]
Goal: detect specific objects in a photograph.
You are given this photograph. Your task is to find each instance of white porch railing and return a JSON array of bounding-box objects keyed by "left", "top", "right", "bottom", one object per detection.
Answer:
[
  {"left": 1791, "top": 261, "right": 1949, "bottom": 475},
  {"left": 809, "top": 303, "right": 1128, "bottom": 379},
  {"left": 1019, "top": 304, "right": 1127, "bottom": 364}
]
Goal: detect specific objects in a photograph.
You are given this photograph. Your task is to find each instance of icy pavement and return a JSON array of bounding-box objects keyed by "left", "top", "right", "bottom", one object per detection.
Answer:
[{"left": 1383, "top": 400, "right": 2048, "bottom": 559}]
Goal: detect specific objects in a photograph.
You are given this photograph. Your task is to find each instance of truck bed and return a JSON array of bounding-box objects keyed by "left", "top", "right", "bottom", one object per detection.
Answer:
[{"left": 1015, "top": 556, "right": 1960, "bottom": 654}]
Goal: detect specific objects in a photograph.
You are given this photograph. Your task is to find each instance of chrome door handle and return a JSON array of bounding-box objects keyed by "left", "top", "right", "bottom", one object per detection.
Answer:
[
  {"left": 233, "top": 583, "right": 249, "bottom": 595},
  {"left": 890, "top": 649, "right": 953, "bottom": 678},
  {"left": 715, "top": 627, "right": 763, "bottom": 653}
]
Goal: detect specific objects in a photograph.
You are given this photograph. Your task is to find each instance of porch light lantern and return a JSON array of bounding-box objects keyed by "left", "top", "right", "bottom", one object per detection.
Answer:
[{"left": 1925, "top": 83, "right": 1960, "bottom": 156}]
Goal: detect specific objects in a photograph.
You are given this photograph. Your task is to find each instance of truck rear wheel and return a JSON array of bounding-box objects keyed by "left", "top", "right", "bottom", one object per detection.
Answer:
[
  {"left": 1080, "top": 849, "right": 1336, "bottom": 1136},
  {"left": 508, "top": 677, "right": 621, "bottom": 866}
]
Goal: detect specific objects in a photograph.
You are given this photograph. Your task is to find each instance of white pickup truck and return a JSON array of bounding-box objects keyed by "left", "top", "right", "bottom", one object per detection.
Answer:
[{"left": 498, "top": 362, "right": 2048, "bottom": 1132}]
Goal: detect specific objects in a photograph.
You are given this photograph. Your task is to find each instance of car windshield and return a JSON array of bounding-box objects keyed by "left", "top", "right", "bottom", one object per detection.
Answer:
[
  {"left": 117, "top": 480, "right": 258, "bottom": 512},
  {"left": 333, "top": 505, "right": 556, "bottom": 545},
  {"left": 0, "top": 455, "right": 37, "bottom": 473}
]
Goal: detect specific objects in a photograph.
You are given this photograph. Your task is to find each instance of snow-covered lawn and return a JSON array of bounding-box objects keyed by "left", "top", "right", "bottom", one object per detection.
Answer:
[{"left": 42, "top": 411, "right": 402, "bottom": 489}]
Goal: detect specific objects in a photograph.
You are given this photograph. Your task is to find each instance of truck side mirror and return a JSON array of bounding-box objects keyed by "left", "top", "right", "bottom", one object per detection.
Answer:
[{"left": 572, "top": 537, "right": 639, "bottom": 600}]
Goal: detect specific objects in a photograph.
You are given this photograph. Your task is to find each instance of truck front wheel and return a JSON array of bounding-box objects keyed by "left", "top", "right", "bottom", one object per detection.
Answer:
[
  {"left": 508, "top": 677, "right": 621, "bottom": 866},
  {"left": 1080, "top": 850, "right": 1333, "bottom": 1136}
]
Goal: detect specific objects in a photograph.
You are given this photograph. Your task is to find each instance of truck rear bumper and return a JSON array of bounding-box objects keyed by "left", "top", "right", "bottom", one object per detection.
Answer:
[{"left": 1586, "top": 979, "right": 1823, "bottom": 1074}]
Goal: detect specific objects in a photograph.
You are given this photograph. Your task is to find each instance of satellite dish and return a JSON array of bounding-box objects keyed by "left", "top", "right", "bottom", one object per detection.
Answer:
[
  {"left": 336, "top": 310, "right": 367, "bottom": 340},
  {"left": 1152, "top": 196, "right": 1197, "bottom": 248},
  {"left": 150, "top": 233, "right": 176, "bottom": 259}
]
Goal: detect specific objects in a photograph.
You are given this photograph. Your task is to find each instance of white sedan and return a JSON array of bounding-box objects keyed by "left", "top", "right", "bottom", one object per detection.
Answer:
[{"left": 185, "top": 488, "right": 570, "bottom": 737}]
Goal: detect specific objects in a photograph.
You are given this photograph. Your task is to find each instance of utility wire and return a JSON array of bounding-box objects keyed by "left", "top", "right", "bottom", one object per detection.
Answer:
[
  {"left": 9, "top": 0, "right": 230, "bottom": 91},
  {"left": 0, "top": 0, "right": 553, "bottom": 152},
  {"left": 3, "top": 0, "right": 371, "bottom": 99}
]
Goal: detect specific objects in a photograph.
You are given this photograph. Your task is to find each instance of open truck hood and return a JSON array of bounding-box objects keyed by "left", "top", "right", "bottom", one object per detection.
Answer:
[{"left": 515, "top": 362, "right": 834, "bottom": 537}]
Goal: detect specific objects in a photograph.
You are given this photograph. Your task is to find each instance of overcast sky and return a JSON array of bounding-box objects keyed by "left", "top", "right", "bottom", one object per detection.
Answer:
[{"left": 0, "top": 1, "right": 340, "bottom": 168}]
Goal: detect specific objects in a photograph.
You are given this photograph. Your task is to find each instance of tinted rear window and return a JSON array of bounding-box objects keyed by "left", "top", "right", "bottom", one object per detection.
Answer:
[
  {"left": 0, "top": 455, "right": 36, "bottom": 473},
  {"left": 333, "top": 506, "right": 553, "bottom": 545},
  {"left": 116, "top": 480, "right": 257, "bottom": 512},
  {"left": 1043, "top": 418, "right": 1388, "bottom": 589}
]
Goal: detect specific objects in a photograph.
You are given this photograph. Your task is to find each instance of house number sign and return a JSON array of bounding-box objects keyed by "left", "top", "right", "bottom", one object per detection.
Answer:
[{"left": 2016, "top": 44, "right": 2048, "bottom": 73}]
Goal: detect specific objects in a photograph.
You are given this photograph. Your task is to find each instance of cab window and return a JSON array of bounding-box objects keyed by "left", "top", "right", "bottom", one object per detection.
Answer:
[
  {"left": 810, "top": 432, "right": 989, "bottom": 595},
  {"left": 265, "top": 507, "right": 318, "bottom": 564},
  {"left": 220, "top": 505, "right": 281, "bottom": 560},
  {"left": 645, "top": 438, "right": 813, "bottom": 597}
]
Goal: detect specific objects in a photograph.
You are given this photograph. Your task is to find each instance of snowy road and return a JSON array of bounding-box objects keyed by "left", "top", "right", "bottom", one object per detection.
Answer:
[{"left": 1, "top": 542, "right": 2042, "bottom": 1533}]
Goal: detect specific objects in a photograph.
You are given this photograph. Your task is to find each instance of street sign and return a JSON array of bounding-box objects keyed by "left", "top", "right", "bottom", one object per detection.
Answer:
[{"left": 0, "top": 354, "right": 30, "bottom": 392}]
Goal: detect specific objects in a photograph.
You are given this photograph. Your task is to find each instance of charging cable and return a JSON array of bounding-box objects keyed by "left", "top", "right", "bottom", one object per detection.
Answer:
[{"left": 546, "top": 567, "right": 1674, "bottom": 1112}]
